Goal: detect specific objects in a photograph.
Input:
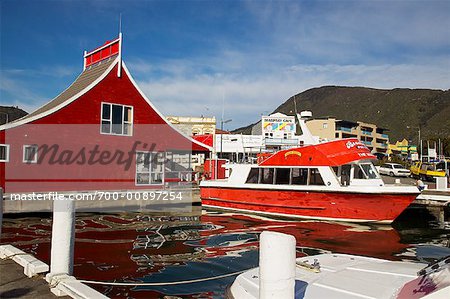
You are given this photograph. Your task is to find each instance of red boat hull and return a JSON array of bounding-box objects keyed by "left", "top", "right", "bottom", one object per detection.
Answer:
[{"left": 200, "top": 187, "right": 416, "bottom": 223}]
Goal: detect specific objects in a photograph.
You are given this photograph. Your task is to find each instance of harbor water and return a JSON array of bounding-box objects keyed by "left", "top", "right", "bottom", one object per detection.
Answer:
[{"left": 1, "top": 208, "right": 450, "bottom": 298}]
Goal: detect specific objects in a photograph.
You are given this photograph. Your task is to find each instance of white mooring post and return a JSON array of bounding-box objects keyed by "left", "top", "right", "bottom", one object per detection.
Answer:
[
  {"left": 48, "top": 198, "right": 76, "bottom": 277},
  {"left": 45, "top": 198, "right": 108, "bottom": 298},
  {"left": 436, "top": 176, "right": 448, "bottom": 190},
  {"left": 259, "top": 231, "right": 296, "bottom": 299}
]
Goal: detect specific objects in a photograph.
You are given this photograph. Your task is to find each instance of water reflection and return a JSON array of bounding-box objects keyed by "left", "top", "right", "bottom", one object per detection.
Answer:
[{"left": 1, "top": 210, "right": 449, "bottom": 298}]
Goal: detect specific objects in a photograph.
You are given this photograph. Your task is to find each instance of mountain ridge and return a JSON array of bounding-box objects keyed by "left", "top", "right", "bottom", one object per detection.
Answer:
[{"left": 233, "top": 86, "right": 450, "bottom": 143}]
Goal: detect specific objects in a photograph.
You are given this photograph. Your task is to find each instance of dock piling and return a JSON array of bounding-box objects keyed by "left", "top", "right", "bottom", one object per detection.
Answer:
[
  {"left": 436, "top": 177, "right": 448, "bottom": 191},
  {"left": 47, "top": 198, "right": 75, "bottom": 277},
  {"left": 259, "top": 231, "right": 296, "bottom": 299}
]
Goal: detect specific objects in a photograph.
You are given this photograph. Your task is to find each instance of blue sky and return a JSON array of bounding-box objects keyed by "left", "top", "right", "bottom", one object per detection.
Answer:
[{"left": 1, "top": 0, "right": 449, "bottom": 129}]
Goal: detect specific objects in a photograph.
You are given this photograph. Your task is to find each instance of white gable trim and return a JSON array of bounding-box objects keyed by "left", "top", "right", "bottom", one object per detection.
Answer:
[
  {"left": 122, "top": 62, "right": 213, "bottom": 152},
  {"left": 0, "top": 57, "right": 120, "bottom": 131}
]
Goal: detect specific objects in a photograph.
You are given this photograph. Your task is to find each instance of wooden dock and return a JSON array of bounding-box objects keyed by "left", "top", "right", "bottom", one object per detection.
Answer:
[
  {"left": 2, "top": 188, "right": 201, "bottom": 215},
  {"left": 0, "top": 258, "right": 68, "bottom": 299},
  {"left": 413, "top": 189, "right": 450, "bottom": 226}
]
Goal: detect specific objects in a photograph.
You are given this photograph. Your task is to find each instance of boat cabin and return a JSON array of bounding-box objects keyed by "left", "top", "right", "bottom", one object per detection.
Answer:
[{"left": 224, "top": 139, "right": 383, "bottom": 189}]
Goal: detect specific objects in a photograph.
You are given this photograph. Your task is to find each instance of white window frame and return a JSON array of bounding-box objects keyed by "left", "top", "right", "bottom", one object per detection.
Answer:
[
  {"left": 100, "top": 102, "right": 133, "bottom": 136},
  {"left": 135, "top": 151, "right": 164, "bottom": 186},
  {"left": 0, "top": 144, "right": 10, "bottom": 162},
  {"left": 23, "top": 145, "right": 38, "bottom": 164}
]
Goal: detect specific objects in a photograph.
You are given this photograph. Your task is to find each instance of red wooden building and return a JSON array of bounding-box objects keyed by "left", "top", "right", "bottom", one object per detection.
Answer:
[{"left": 0, "top": 34, "right": 210, "bottom": 193}]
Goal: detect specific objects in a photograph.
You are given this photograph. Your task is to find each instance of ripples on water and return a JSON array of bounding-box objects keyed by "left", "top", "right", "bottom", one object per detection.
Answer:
[{"left": 1, "top": 208, "right": 449, "bottom": 298}]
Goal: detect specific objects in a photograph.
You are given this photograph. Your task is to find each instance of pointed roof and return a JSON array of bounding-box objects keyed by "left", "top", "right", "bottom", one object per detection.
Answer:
[
  {"left": 3, "top": 36, "right": 122, "bottom": 128},
  {"left": 1, "top": 35, "right": 211, "bottom": 151},
  {"left": 24, "top": 56, "right": 118, "bottom": 121}
]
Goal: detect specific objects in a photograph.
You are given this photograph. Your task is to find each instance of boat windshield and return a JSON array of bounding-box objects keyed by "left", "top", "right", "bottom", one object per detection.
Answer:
[{"left": 355, "top": 163, "right": 379, "bottom": 179}]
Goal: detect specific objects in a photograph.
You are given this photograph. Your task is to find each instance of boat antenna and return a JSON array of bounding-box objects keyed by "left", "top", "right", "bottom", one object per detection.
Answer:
[
  {"left": 293, "top": 94, "right": 300, "bottom": 132},
  {"left": 293, "top": 94, "right": 298, "bottom": 115}
]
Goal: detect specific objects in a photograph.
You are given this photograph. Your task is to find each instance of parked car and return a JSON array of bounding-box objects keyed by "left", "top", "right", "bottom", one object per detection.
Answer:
[{"left": 378, "top": 163, "right": 411, "bottom": 177}]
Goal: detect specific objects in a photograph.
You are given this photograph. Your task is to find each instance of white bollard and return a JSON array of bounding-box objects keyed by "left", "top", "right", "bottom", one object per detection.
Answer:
[
  {"left": 48, "top": 198, "right": 75, "bottom": 277},
  {"left": 259, "top": 231, "right": 296, "bottom": 299},
  {"left": 436, "top": 176, "right": 448, "bottom": 190},
  {"left": 395, "top": 178, "right": 401, "bottom": 184}
]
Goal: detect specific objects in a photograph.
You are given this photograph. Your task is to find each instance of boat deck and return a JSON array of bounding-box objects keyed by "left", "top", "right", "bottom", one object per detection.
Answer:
[{"left": 230, "top": 254, "right": 445, "bottom": 299}]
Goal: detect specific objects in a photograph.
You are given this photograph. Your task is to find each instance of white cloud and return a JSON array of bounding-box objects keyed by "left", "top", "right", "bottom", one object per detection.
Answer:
[
  {"left": 0, "top": 65, "right": 78, "bottom": 113},
  {"left": 243, "top": 0, "right": 450, "bottom": 65},
  {"left": 135, "top": 60, "right": 450, "bottom": 129},
  {"left": 3, "top": 0, "right": 449, "bottom": 129}
]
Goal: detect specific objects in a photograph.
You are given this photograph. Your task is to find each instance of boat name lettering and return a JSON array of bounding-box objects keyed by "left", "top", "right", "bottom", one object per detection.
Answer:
[
  {"left": 346, "top": 141, "right": 366, "bottom": 149},
  {"left": 284, "top": 151, "right": 302, "bottom": 158}
]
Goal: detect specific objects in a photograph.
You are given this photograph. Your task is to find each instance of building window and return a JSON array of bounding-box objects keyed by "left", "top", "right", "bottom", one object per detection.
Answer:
[
  {"left": 0, "top": 144, "right": 10, "bottom": 162},
  {"left": 23, "top": 145, "right": 38, "bottom": 163},
  {"left": 323, "top": 123, "right": 328, "bottom": 129},
  {"left": 136, "top": 152, "right": 164, "bottom": 185},
  {"left": 192, "top": 128, "right": 200, "bottom": 136},
  {"left": 101, "top": 102, "right": 133, "bottom": 136}
]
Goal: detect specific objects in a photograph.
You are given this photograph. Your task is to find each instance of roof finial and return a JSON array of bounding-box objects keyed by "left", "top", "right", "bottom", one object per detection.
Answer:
[
  {"left": 117, "top": 13, "right": 123, "bottom": 78},
  {"left": 119, "top": 13, "right": 122, "bottom": 35}
]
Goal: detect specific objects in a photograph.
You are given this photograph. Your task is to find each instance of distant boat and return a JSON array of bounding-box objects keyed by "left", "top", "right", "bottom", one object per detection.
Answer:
[{"left": 200, "top": 113, "right": 418, "bottom": 224}]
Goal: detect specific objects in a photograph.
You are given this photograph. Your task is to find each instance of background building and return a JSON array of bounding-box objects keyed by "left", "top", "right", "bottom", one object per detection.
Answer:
[
  {"left": 167, "top": 116, "right": 216, "bottom": 136},
  {"left": 387, "top": 139, "right": 418, "bottom": 161},
  {"left": 305, "top": 117, "right": 389, "bottom": 153},
  {"left": 0, "top": 106, "right": 28, "bottom": 125}
]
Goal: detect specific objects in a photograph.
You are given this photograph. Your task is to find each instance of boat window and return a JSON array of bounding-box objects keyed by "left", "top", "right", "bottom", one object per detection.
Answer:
[
  {"left": 275, "top": 168, "right": 290, "bottom": 185},
  {"left": 260, "top": 168, "right": 274, "bottom": 184},
  {"left": 361, "top": 164, "right": 379, "bottom": 179},
  {"left": 354, "top": 165, "right": 366, "bottom": 179},
  {"left": 246, "top": 168, "right": 259, "bottom": 184},
  {"left": 291, "top": 168, "right": 308, "bottom": 185},
  {"left": 354, "top": 164, "right": 379, "bottom": 179},
  {"left": 309, "top": 168, "right": 325, "bottom": 185},
  {"left": 332, "top": 167, "right": 339, "bottom": 176}
]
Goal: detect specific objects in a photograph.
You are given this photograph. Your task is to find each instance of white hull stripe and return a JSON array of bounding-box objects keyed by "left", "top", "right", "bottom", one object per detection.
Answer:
[{"left": 202, "top": 204, "right": 393, "bottom": 224}]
